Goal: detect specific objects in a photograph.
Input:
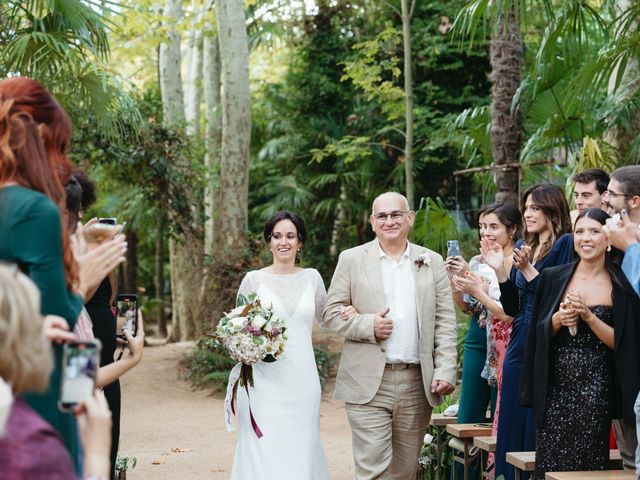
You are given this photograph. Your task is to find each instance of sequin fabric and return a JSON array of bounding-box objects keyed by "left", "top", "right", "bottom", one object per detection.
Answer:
[{"left": 535, "top": 305, "right": 614, "bottom": 479}]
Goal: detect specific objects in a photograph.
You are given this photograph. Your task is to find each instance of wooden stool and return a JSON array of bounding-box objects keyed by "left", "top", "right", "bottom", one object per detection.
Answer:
[
  {"left": 506, "top": 451, "right": 535, "bottom": 480},
  {"left": 473, "top": 436, "right": 496, "bottom": 480},
  {"left": 508, "top": 450, "right": 625, "bottom": 480},
  {"left": 423, "top": 414, "right": 458, "bottom": 480},
  {"left": 545, "top": 471, "right": 635, "bottom": 480},
  {"left": 447, "top": 423, "right": 493, "bottom": 480}
]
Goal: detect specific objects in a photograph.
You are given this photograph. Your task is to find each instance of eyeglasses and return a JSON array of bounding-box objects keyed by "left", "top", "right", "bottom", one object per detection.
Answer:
[
  {"left": 373, "top": 210, "right": 409, "bottom": 224},
  {"left": 605, "top": 189, "right": 633, "bottom": 199}
]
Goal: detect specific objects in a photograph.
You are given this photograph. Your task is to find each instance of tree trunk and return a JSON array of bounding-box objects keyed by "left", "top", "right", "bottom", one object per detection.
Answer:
[
  {"left": 198, "top": 31, "right": 223, "bottom": 329},
  {"left": 401, "top": 0, "right": 415, "bottom": 209},
  {"left": 203, "top": 33, "right": 222, "bottom": 256},
  {"left": 124, "top": 227, "right": 138, "bottom": 294},
  {"left": 490, "top": 4, "right": 522, "bottom": 205},
  {"left": 159, "top": 0, "right": 203, "bottom": 341},
  {"left": 159, "top": 0, "right": 185, "bottom": 127},
  {"left": 216, "top": 0, "right": 251, "bottom": 257},
  {"left": 155, "top": 207, "right": 167, "bottom": 337},
  {"left": 184, "top": 3, "right": 204, "bottom": 137}
]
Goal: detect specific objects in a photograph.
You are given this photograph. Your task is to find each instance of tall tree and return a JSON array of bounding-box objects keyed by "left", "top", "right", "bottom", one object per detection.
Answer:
[
  {"left": 203, "top": 31, "right": 222, "bottom": 256},
  {"left": 216, "top": 0, "right": 251, "bottom": 256},
  {"left": 401, "top": 0, "right": 416, "bottom": 208},
  {"left": 184, "top": 2, "right": 204, "bottom": 137},
  {"left": 159, "top": 0, "right": 203, "bottom": 341},
  {"left": 490, "top": 5, "right": 522, "bottom": 204}
]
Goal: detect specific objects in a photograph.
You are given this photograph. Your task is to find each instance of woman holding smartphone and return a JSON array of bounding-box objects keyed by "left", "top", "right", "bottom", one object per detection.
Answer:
[
  {"left": 482, "top": 184, "right": 573, "bottom": 480},
  {"left": 0, "top": 77, "right": 126, "bottom": 466},
  {"left": 446, "top": 202, "right": 520, "bottom": 477}
]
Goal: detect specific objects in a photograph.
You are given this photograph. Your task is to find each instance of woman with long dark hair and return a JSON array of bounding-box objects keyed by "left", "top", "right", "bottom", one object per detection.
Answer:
[
  {"left": 482, "top": 184, "right": 573, "bottom": 480},
  {"left": 446, "top": 202, "right": 521, "bottom": 478},
  {"left": 520, "top": 208, "right": 640, "bottom": 477}
]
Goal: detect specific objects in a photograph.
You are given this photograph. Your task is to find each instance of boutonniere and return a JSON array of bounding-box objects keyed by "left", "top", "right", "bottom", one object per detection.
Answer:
[{"left": 415, "top": 252, "right": 431, "bottom": 270}]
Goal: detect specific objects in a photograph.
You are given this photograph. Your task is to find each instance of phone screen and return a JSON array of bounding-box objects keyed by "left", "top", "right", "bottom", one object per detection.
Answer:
[
  {"left": 59, "top": 341, "right": 100, "bottom": 410},
  {"left": 98, "top": 217, "right": 117, "bottom": 225},
  {"left": 447, "top": 240, "right": 460, "bottom": 258},
  {"left": 116, "top": 295, "right": 138, "bottom": 338}
]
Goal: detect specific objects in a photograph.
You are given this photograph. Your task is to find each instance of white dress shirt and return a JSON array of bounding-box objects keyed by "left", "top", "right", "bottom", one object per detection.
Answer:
[{"left": 377, "top": 240, "right": 420, "bottom": 364}]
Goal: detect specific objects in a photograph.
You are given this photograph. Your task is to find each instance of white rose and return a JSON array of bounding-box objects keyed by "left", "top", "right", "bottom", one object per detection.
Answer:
[
  {"left": 230, "top": 317, "right": 245, "bottom": 329},
  {"left": 423, "top": 433, "right": 434, "bottom": 445},
  {"left": 252, "top": 315, "right": 268, "bottom": 329}
]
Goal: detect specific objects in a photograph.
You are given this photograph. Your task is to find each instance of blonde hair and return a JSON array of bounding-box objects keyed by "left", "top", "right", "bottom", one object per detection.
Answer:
[{"left": 0, "top": 264, "right": 52, "bottom": 394}]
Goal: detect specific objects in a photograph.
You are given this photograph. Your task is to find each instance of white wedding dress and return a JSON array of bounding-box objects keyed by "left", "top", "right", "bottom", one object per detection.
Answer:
[{"left": 227, "top": 268, "right": 330, "bottom": 480}]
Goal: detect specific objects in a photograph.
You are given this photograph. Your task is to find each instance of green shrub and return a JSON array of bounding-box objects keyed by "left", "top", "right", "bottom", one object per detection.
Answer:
[
  {"left": 185, "top": 337, "right": 237, "bottom": 392},
  {"left": 313, "top": 345, "right": 338, "bottom": 388}
]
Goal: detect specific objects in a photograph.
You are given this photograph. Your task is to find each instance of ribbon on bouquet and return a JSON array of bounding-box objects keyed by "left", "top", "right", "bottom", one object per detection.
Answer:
[{"left": 223, "top": 363, "right": 263, "bottom": 439}]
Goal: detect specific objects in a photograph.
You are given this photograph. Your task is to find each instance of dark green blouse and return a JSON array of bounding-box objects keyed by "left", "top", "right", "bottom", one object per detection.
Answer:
[{"left": 0, "top": 185, "right": 83, "bottom": 465}]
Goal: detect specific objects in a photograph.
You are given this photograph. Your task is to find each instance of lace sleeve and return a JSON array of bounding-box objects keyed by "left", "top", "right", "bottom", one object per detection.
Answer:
[
  {"left": 237, "top": 272, "right": 255, "bottom": 301},
  {"left": 313, "top": 270, "right": 327, "bottom": 325}
]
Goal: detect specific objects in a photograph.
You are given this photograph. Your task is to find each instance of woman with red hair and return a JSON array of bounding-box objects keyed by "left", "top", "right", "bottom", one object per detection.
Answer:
[{"left": 0, "top": 77, "right": 125, "bottom": 467}]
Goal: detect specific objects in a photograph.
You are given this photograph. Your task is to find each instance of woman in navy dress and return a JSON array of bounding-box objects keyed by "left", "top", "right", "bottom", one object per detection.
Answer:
[{"left": 481, "top": 184, "right": 573, "bottom": 480}]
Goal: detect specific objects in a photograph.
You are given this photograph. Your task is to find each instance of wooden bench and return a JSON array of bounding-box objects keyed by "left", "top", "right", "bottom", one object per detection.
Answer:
[
  {"left": 473, "top": 436, "right": 496, "bottom": 480},
  {"left": 447, "top": 423, "right": 493, "bottom": 480},
  {"left": 545, "top": 470, "right": 635, "bottom": 480},
  {"left": 422, "top": 414, "right": 458, "bottom": 480},
  {"left": 507, "top": 450, "right": 624, "bottom": 480}
]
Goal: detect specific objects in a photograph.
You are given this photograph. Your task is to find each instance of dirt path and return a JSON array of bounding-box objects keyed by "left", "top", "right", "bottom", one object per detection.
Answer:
[{"left": 119, "top": 342, "right": 354, "bottom": 479}]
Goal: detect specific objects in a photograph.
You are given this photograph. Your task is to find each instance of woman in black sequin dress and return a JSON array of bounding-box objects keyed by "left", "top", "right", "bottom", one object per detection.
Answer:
[
  {"left": 534, "top": 304, "right": 614, "bottom": 477},
  {"left": 520, "top": 209, "right": 627, "bottom": 479}
]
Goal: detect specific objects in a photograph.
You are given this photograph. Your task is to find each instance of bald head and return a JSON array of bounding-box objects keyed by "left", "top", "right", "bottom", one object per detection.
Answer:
[{"left": 372, "top": 192, "right": 410, "bottom": 215}]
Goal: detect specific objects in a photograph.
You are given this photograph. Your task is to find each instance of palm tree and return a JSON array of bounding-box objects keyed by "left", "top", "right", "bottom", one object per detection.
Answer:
[{"left": 0, "top": 0, "right": 140, "bottom": 139}]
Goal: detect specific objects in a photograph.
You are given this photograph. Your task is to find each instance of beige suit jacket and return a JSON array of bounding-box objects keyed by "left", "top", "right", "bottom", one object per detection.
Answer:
[{"left": 323, "top": 240, "right": 457, "bottom": 407}]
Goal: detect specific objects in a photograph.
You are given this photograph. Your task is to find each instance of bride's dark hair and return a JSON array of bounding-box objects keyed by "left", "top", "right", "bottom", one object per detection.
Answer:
[{"left": 264, "top": 211, "right": 307, "bottom": 247}]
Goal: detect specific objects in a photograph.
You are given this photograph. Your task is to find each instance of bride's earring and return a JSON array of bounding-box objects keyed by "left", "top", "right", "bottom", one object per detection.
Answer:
[{"left": 607, "top": 244, "right": 611, "bottom": 252}]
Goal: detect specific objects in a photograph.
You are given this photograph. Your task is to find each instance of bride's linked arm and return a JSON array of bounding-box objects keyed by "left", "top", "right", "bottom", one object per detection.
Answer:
[
  {"left": 237, "top": 272, "right": 254, "bottom": 300},
  {"left": 314, "top": 270, "right": 328, "bottom": 325},
  {"left": 322, "top": 252, "right": 377, "bottom": 344}
]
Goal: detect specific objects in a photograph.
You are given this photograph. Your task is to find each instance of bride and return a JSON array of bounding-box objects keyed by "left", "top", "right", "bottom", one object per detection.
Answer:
[{"left": 228, "top": 211, "right": 330, "bottom": 479}]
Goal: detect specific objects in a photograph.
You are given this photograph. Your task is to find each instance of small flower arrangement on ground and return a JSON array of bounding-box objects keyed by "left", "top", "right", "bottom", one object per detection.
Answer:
[{"left": 214, "top": 292, "right": 286, "bottom": 438}]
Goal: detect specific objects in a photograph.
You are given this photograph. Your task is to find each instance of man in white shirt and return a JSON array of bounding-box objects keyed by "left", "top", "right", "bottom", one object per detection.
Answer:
[{"left": 323, "top": 191, "right": 457, "bottom": 479}]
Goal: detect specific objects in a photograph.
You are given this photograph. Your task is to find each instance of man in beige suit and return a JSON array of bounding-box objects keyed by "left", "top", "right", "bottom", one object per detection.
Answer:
[{"left": 323, "top": 192, "right": 457, "bottom": 479}]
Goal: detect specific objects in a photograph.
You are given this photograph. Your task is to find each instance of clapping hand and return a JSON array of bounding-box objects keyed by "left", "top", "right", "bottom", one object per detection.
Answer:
[
  {"left": 604, "top": 209, "right": 640, "bottom": 252},
  {"left": 513, "top": 245, "right": 532, "bottom": 270},
  {"left": 552, "top": 299, "right": 579, "bottom": 332},
  {"left": 451, "top": 271, "right": 489, "bottom": 297},
  {"left": 565, "top": 289, "right": 594, "bottom": 324},
  {"left": 480, "top": 238, "right": 504, "bottom": 272}
]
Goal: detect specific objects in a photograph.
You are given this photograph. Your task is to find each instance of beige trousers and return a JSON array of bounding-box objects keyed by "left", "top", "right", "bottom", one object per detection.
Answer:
[{"left": 345, "top": 365, "right": 431, "bottom": 480}]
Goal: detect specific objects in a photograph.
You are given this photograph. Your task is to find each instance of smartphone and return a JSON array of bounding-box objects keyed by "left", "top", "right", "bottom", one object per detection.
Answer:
[
  {"left": 98, "top": 217, "right": 117, "bottom": 225},
  {"left": 446, "top": 240, "right": 460, "bottom": 258},
  {"left": 59, "top": 340, "right": 101, "bottom": 411},
  {"left": 116, "top": 294, "right": 138, "bottom": 339}
]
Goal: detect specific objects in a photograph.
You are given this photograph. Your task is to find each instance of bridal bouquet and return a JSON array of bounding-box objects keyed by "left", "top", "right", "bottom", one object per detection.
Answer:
[
  {"left": 215, "top": 292, "right": 286, "bottom": 377},
  {"left": 216, "top": 292, "right": 286, "bottom": 438}
]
